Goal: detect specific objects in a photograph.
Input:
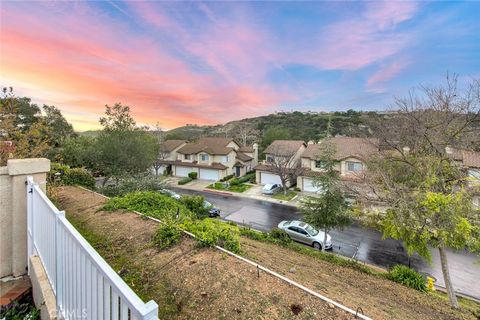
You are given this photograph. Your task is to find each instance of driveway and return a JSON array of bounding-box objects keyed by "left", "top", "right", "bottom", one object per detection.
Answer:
[{"left": 172, "top": 187, "right": 480, "bottom": 300}]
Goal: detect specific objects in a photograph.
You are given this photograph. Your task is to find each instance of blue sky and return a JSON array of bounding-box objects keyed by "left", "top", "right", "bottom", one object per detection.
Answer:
[{"left": 1, "top": 1, "right": 479, "bottom": 130}]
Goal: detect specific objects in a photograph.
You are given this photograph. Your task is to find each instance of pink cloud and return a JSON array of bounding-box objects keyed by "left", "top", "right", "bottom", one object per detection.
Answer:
[
  {"left": 1, "top": 2, "right": 289, "bottom": 130},
  {"left": 299, "top": 1, "right": 419, "bottom": 70},
  {"left": 367, "top": 60, "right": 411, "bottom": 93}
]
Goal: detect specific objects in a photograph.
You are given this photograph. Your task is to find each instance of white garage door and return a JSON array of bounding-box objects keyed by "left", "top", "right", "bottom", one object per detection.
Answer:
[
  {"left": 303, "top": 178, "right": 323, "bottom": 193},
  {"left": 199, "top": 169, "right": 219, "bottom": 181},
  {"left": 176, "top": 166, "right": 194, "bottom": 177},
  {"left": 260, "top": 172, "right": 282, "bottom": 185}
]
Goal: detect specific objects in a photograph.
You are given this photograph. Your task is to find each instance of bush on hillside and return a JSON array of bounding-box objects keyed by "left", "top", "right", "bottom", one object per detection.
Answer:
[
  {"left": 103, "top": 191, "right": 194, "bottom": 222},
  {"left": 188, "top": 172, "right": 198, "bottom": 179},
  {"left": 182, "top": 218, "right": 241, "bottom": 253},
  {"left": 98, "top": 174, "right": 165, "bottom": 197},
  {"left": 269, "top": 228, "right": 292, "bottom": 245},
  {"left": 62, "top": 168, "right": 96, "bottom": 189},
  {"left": 48, "top": 163, "right": 95, "bottom": 189},
  {"left": 152, "top": 223, "right": 181, "bottom": 250},
  {"left": 180, "top": 195, "right": 209, "bottom": 219},
  {"left": 387, "top": 265, "right": 427, "bottom": 292}
]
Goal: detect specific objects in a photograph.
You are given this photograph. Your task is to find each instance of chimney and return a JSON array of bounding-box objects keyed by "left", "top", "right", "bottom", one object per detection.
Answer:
[{"left": 253, "top": 143, "right": 259, "bottom": 166}]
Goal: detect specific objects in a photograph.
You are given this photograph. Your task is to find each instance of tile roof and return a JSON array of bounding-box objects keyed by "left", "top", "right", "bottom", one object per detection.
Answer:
[
  {"left": 302, "top": 137, "right": 379, "bottom": 161},
  {"left": 160, "top": 140, "right": 187, "bottom": 152},
  {"left": 157, "top": 159, "right": 228, "bottom": 170},
  {"left": 264, "top": 140, "right": 306, "bottom": 156},
  {"left": 239, "top": 146, "right": 254, "bottom": 153},
  {"left": 236, "top": 152, "right": 253, "bottom": 162},
  {"left": 177, "top": 141, "right": 234, "bottom": 155}
]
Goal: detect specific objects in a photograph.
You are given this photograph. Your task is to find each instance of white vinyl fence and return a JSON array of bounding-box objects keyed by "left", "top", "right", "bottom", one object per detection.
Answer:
[{"left": 27, "top": 177, "right": 158, "bottom": 319}]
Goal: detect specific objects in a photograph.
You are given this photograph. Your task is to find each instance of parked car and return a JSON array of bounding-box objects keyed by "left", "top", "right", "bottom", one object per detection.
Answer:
[
  {"left": 204, "top": 200, "right": 220, "bottom": 217},
  {"left": 159, "top": 189, "right": 181, "bottom": 200},
  {"left": 262, "top": 183, "right": 282, "bottom": 195},
  {"left": 277, "top": 220, "right": 332, "bottom": 250}
]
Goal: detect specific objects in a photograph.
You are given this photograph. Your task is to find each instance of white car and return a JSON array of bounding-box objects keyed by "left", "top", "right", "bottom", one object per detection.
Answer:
[
  {"left": 277, "top": 220, "right": 332, "bottom": 250},
  {"left": 262, "top": 183, "right": 282, "bottom": 195}
]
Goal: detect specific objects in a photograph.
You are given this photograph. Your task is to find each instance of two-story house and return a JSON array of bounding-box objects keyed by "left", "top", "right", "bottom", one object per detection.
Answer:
[
  {"left": 158, "top": 137, "right": 257, "bottom": 180},
  {"left": 297, "top": 137, "right": 379, "bottom": 192},
  {"left": 254, "top": 140, "right": 307, "bottom": 186}
]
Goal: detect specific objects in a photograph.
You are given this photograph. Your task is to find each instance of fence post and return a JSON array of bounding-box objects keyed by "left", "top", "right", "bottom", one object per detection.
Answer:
[
  {"left": 56, "top": 211, "right": 65, "bottom": 313},
  {"left": 141, "top": 301, "right": 159, "bottom": 320},
  {"left": 26, "top": 176, "right": 34, "bottom": 273}
]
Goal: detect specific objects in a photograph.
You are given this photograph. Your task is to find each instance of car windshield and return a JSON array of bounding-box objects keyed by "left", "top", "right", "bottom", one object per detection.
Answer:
[
  {"left": 305, "top": 224, "right": 319, "bottom": 236},
  {"left": 264, "top": 184, "right": 273, "bottom": 190}
]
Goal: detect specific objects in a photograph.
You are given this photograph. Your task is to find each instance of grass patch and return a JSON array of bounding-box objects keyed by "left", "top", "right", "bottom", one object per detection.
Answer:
[
  {"left": 272, "top": 191, "right": 297, "bottom": 201},
  {"left": 207, "top": 182, "right": 252, "bottom": 193}
]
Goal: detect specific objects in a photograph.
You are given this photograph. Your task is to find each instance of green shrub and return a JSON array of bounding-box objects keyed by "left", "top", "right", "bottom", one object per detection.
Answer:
[
  {"left": 103, "top": 191, "right": 194, "bottom": 222},
  {"left": 238, "top": 172, "right": 255, "bottom": 184},
  {"left": 180, "top": 195, "right": 209, "bottom": 219},
  {"left": 188, "top": 172, "right": 198, "bottom": 179},
  {"left": 240, "top": 227, "right": 267, "bottom": 241},
  {"left": 178, "top": 177, "right": 193, "bottom": 185},
  {"left": 152, "top": 224, "right": 181, "bottom": 250},
  {"left": 220, "top": 174, "right": 235, "bottom": 182},
  {"left": 293, "top": 187, "right": 301, "bottom": 192},
  {"left": 229, "top": 178, "right": 240, "bottom": 186},
  {"left": 98, "top": 174, "right": 165, "bottom": 197},
  {"left": 269, "top": 228, "right": 292, "bottom": 245},
  {"left": 387, "top": 265, "right": 427, "bottom": 292},
  {"left": 62, "top": 168, "right": 96, "bottom": 189},
  {"left": 48, "top": 162, "right": 70, "bottom": 184},
  {"left": 182, "top": 218, "right": 241, "bottom": 253}
]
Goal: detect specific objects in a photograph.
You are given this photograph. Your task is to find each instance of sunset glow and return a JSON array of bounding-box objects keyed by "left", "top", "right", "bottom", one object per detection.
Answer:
[{"left": 1, "top": 1, "right": 479, "bottom": 131}]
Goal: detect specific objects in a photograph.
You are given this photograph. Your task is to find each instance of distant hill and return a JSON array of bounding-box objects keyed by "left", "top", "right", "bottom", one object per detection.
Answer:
[
  {"left": 165, "top": 110, "right": 380, "bottom": 143},
  {"left": 77, "top": 130, "right": 102, "bottom": 137}
]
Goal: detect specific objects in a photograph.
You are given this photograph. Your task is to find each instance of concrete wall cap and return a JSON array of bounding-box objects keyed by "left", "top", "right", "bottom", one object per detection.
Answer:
[
  {"left": 7, "top": 158, "right": 51, "bottom": 175},
  {"left": 0, "top": 166, "right": 7, "bottom": 175}
]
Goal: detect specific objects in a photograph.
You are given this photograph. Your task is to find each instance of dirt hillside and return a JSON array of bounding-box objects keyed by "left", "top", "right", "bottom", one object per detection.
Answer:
[{"left": 54, "top": 186, "right": 478, "bottom": 320}]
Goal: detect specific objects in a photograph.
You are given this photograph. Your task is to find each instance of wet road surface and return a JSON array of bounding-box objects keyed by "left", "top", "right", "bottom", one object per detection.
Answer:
[{"left": 174, "top": 188, "right": 480, "bottom": 299}]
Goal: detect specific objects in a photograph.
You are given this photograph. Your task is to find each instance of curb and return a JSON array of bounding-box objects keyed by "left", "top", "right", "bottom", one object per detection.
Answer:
[{"left": 202, "top": 189, "right": 233, "bottom": 196}]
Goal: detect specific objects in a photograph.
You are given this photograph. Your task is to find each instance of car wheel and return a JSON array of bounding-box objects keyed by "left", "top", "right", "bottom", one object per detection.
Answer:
[{"left": 313, "top": 242, "right": 322, "bottom": 250}]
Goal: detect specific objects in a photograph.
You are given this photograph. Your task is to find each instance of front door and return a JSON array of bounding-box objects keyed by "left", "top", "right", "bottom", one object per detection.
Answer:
[{"left": 235, "top": 166, "right": 241, "bottom": 177}]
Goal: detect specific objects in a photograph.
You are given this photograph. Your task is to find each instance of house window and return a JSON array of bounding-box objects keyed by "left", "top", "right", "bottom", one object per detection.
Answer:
[
  {"left": 184, "top": 154, "right": 190, "bottom": 160},
  {"left": 315, "top": 160, "right": 326, "bottom": 169},
  {"left": 221, "top": 156, "right": 229, "bottom": 163},
  {"left": 346, "top": 161, "right": 363, "bottom": 172},
  {"left": 266, "top": 155, "right": 274, "bottom": 163},
  {"left": 201, "top": 154, "right": 209, "bottom": 162}
]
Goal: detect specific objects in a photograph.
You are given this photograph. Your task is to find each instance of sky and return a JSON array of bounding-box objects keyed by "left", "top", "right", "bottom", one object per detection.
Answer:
[{"left": 1, "top": 1, "right": 479, "bottom": 131}]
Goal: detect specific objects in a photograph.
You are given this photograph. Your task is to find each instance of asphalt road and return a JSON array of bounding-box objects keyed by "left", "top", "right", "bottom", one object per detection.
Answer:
[{"left": 174, "top": 188, "right": 480, "bottom": 300}]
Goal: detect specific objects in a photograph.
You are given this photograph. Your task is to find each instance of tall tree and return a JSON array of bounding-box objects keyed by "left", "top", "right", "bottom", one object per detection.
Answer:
[
  {"left": 362, "top": 75, "right": 480, "bottom": 308},
  {"left": 261, "top": 126, "right": 290, "bottom": 150},
  {"left": 0, "top": 87, "right": 74, "bottom": 164},
  {"left": 299, "top": 141, "right": 351, "bottom": 251},
  {"left": 263, "top": 143, "right": 303, "bottom": 195},
  {"left": 235, "top": 122, "right": 259, "bottom": 145},
  {"left": 95, "top": 104, "right": 159, "bottom": 185},
  {"left": 99, "top": 103, "right": 136, "bottom": 131}
]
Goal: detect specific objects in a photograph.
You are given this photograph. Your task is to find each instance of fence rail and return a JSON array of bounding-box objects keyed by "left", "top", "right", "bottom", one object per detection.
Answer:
[{"left": 27, "top": 177, "right": 158, "bottom": 319}]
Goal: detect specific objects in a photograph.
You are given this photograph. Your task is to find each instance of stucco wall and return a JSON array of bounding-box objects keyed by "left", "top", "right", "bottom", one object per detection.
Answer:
[{"left": 0, "top": 158, "right": 50, "bottom": 278}]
